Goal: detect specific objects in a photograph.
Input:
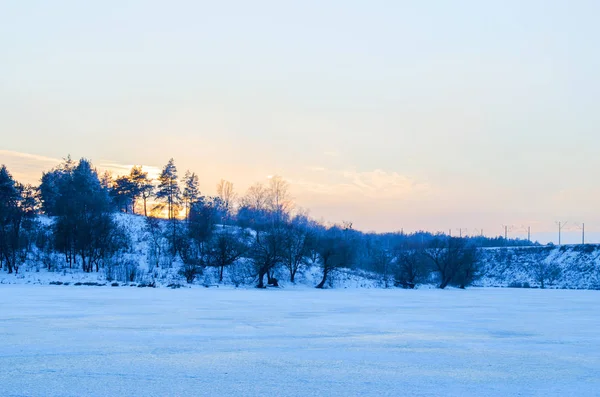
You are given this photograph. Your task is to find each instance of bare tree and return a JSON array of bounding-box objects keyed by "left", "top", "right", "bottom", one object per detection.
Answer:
[
  {"left": 369, "top": 236, "right": 395, "bottom": 288},
  {"left": 282, "top": 216, "right": 315, "bottom": 283},
  {"left": 315, "top": 224, "right": 356, "bottom": 289},
  {"left": 205, "top": 227, "right": 249, "bottom": 282},
  {"left": 267, "top": 176, "right": 293, "bottom": 224},
  {"left": 424, "top": 237, "right": 480, "bottom": 289},
  {"left": 216, "top": 179, "right": 236, "bottom": 222},
  {"left": 249, "top": 226, "right": 285, "bottom": 288},
  {"left": 241, "top": 182, "right": 269, "bottom": 211},
  {"left": 529, "top": 250, "right": 561, "bottom": 289},
  {"left": 395, "top": 248, "right": 428, "bottom": 289}
]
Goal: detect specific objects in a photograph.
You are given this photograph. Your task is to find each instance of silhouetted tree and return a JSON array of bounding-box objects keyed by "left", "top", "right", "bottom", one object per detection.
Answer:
[
  {"left": 156, "top": 159, "right": 180, "bottom": 255},
  {"left": 282, "top": 215, "right": 315, "bottom": 283},
  {"left": 188, "top": 197, "right": 219, "bottom": 248},
  {"left": 216, "top": 179, "right": 236, "bottom": 222},
  {"left": 44, "top": 158, "right": 124, "bottom": 272},
  {"left": 394, "top": 248, "right": 428, "bottom": 289},
  {"left": 0, "top": 166, "right": 37, "bottom": 274},
  {"left": 316, "top": 223, "right": 357, "bottom": 288},
  {"left": 266, "top": 176, "right": 293, "bottom": 224},
  {"left": 424, "top": 237, "right": 480, "bottom": 289},
  {"left": 250, "top": 229, "right": 284, "bottom": 288},
  {"left": 204, "top": 227, "right": 249, "bottom": 282},
  {"left": 38, "top": 156, "right": 74, "bottom": 216},
  {"left": 182, "top": 170, "right": 200, "bottom": 221},
  {"left": 111, "top": 175, "right": 135, "bottom": 213},
  {"left": 156, "top": 158, "right": 180, "bottom": 220},
  {"left": 129, "top": 166, "right": 154, "bottom": 216}
]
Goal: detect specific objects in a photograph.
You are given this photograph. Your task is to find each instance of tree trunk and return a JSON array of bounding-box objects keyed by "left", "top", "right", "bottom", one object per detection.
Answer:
[
  {"left": 219, "top": 266, "right": 224, "bottom": 283},
  {"left": 316, "top": 268, "right": 329, "bottom": 289},
  {"left": 439, "top": 277, "right": 450, "bottom": 289},
  {"left": 257, "top": 270, "right": 266, "bottom": 288}
]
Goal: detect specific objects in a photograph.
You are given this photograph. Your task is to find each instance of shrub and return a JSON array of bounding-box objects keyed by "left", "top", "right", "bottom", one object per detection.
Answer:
[{"left": 179, "top": 263, "right": 202, "bottom": 284}]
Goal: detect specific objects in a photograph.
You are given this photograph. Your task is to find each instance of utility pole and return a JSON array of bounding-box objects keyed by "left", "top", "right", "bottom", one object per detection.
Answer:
[
  {"left": 556, "top": 221, "right": 568, "bottom": 246},
  {"left": 574, "top": 223, "right": 585, "bottom": 245},
  {"left": 501, "top": 225, "right": 514, "bottom": 246},
  {"left": 528, "top": 226, "right": 531, "bottom": 243},
  {"left": 456, "top": 228, "right": 467, "bottom": 238},
  {"left": 559, "top": 222, "right": 562, "bottom": 245}
]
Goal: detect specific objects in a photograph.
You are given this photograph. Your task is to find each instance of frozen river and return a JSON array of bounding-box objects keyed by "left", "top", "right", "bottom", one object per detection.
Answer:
[{"left": 1, "top": 286, "right": 599, "bottom": 396}]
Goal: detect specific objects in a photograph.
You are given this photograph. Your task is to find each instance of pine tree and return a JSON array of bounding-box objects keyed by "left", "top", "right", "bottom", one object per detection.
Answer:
[
  {"left": 156, "top": 159, "right": 180, "bottom": 220},
  {"left": 111, "top": 175, "right": 135, "bottom": 213},
  {"left": 182, "top": 170, "right": 200, "bottom": 220},
  {"left": 129, "top": 165, "right": 153, "bottom": 216},
  {"left": 0, "top": 166, "right": 36, "bottom": 274},
  {"left": 47, "top": 158, "right": 119, "bottom": 272}
]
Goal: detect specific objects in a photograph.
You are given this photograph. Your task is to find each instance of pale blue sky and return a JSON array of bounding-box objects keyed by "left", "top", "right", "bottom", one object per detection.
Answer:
[{"left": 1, "top": 1, "right": 599, "bottom": 242}]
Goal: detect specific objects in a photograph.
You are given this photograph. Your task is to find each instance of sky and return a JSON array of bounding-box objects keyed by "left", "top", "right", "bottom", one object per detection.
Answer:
[{"left": 1, "top": 1, "right": 599, "bottom": 243}]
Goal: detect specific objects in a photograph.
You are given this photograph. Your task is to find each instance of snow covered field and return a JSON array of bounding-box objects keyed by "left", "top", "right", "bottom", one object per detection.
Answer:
[{"left": 1, "top": 287, "right": 599, "bottom": 396}]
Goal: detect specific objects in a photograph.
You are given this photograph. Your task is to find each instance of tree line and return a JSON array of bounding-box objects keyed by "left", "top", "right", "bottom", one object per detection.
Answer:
[{"left": 0, "top": 157, "right": 534, "bottom": 288}]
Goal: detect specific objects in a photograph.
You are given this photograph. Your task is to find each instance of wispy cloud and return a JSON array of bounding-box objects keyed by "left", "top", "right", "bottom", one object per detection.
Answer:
[
  {"left": 98, "top": 162, "right": 162, "bottom": 180},
  {"left": 0, "top": 150, "right": 162, "bottom": 184},
  {"left": 293, "top": 167, "right": 431, "bottom": 201},
  {"left": 0, "top": 150, "right": 62, "bottom": 165},
  {"left": 0, "top": 150, "right": 63, "bottom": 184}
]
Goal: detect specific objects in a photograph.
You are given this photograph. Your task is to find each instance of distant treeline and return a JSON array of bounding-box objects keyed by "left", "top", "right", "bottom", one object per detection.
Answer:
[{"left": 0, "top": 157, "right": 538, "bottom": 289}]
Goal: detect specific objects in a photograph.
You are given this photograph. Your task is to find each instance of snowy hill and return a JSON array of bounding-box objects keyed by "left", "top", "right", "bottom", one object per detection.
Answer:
[
  {"left": 2, "top": 213, "right": 600, "bottom": 289},
  {"left": 476, "top": 245, "right": 600, "bottom": 289},
  {"left": 0, "top": 213, "right": 383, "bottom": 289}
]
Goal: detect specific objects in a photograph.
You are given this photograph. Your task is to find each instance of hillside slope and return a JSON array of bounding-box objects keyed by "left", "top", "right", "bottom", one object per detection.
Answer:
[
  {"left": 476, "top": 245, "right": 600, "bottom": 289},
  {"left": 2, "top": 214, "right": 600, "bottom": 289}
]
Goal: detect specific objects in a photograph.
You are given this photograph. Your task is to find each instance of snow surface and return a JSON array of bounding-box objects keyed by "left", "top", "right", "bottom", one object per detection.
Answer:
[
  {"left": 477, "top": 245, "right": 600, "bottom": 289},
  {"left": 1, "top": 286, "right": 599, "bottom": 396}
]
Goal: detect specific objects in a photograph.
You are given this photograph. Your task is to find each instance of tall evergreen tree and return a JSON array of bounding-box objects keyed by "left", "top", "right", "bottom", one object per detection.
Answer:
[
  {"left": 0, "top": 166, "right": 36, "bottom": 274},
  {"left": 47, "top": 158, "right": 122, "bottom": 272},
  {"left": 182, "top": 170, "right": 200, "bottom": 220},
  {"left": 156, "top": 159, "right": 180, "bottom": 220},
  {"left": 129, "top": 165, "right": 153, "bottom": 216},
  {"left": 111, "top": 175, "right": 135, "bottom": 213},
  {"left": 38, "top": 157, "right": 74, "bottom": 216},
  {"left": 156, "top": 159, "right": 181, "bottom": 256}
]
